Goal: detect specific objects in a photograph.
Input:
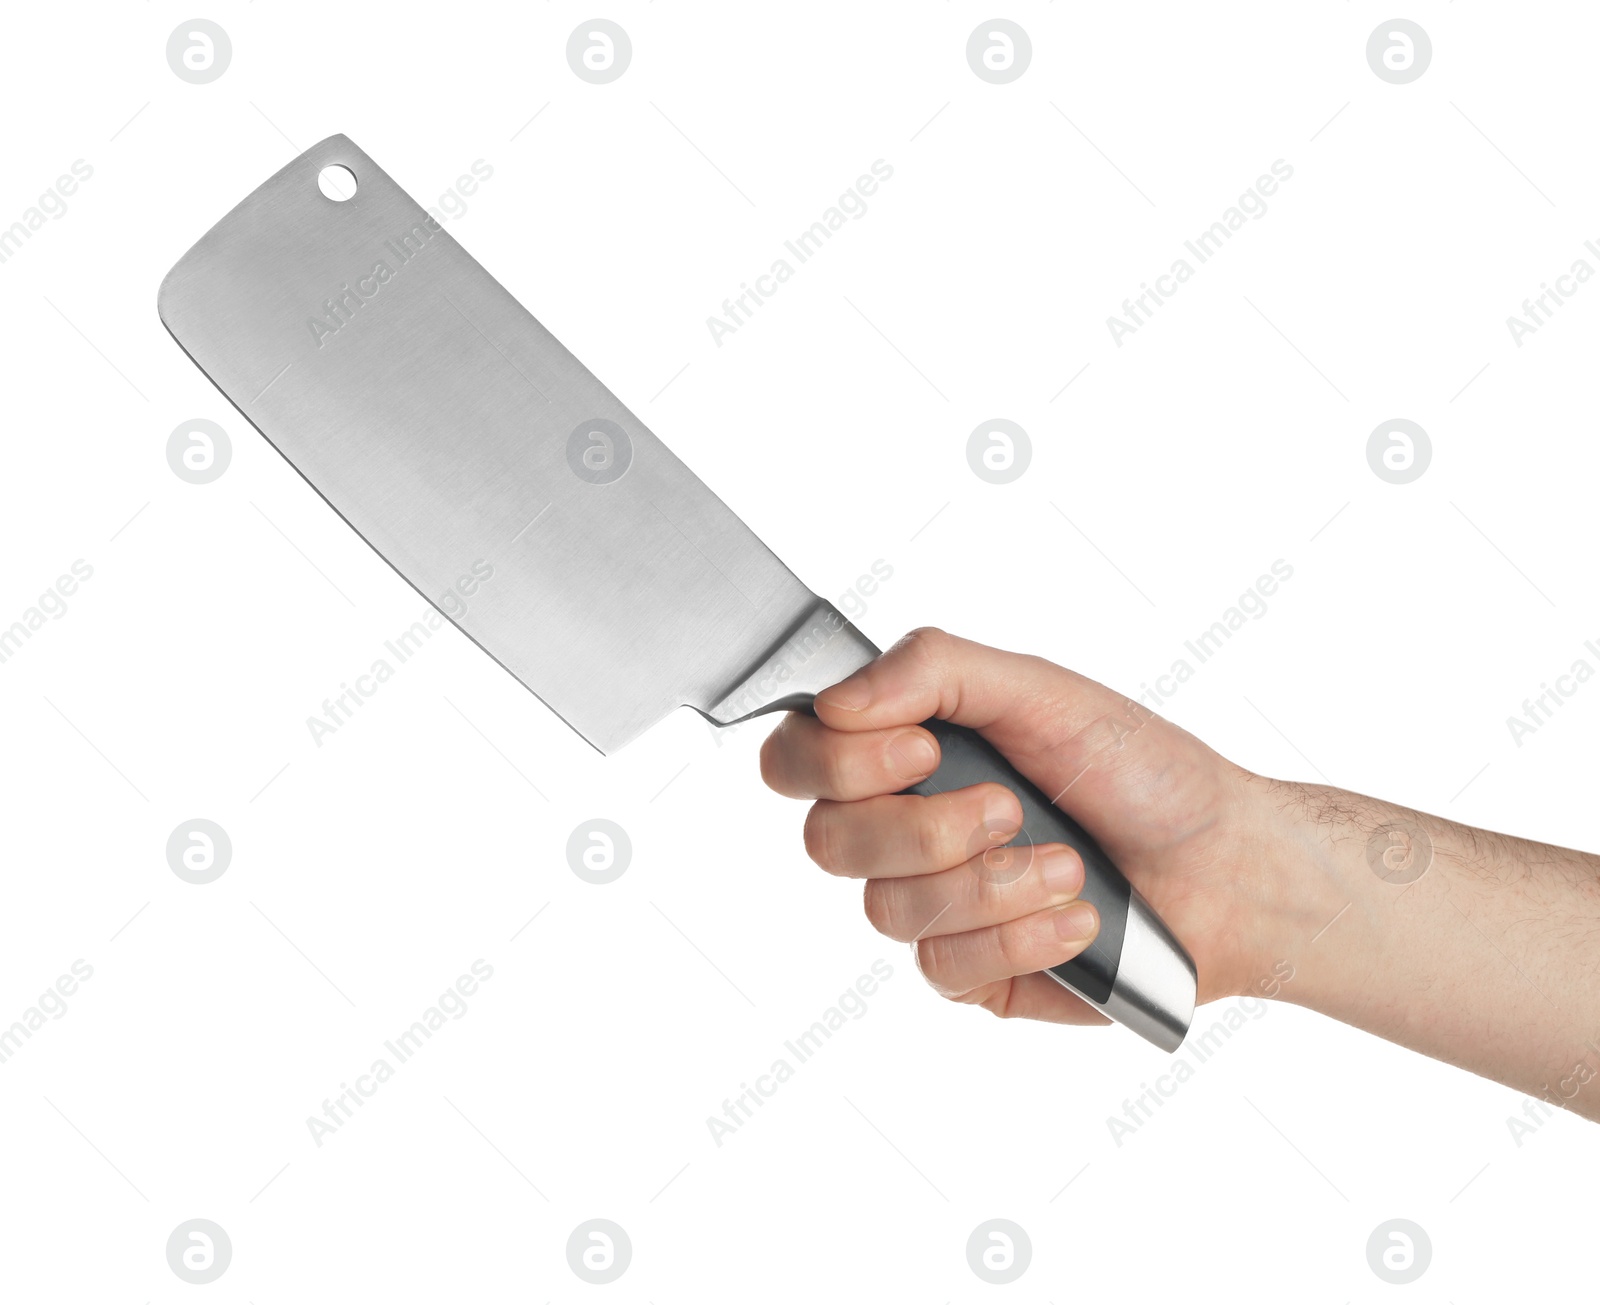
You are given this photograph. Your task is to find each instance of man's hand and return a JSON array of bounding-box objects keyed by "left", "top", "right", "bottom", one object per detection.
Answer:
[
  {"left": 761, "top": 628, "right": 1600, "bottom": 1121},
  {"left": 759, "top": 628, "right": 1284, "bottom": 1026}
]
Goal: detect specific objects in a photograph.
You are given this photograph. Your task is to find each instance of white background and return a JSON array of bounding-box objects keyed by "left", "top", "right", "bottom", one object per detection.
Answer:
[{"left": 2, "top": 1, "right": 1597, "bottom": 1299}]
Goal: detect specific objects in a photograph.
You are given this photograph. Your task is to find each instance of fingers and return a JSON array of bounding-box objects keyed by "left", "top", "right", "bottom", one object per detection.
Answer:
[
  {"left": 758, "top": 628, "right": 1214, "bottom": 1029},
  {"left": 813, "top": 627, "right": 1135, "bottom": 752},
  {"left": 915, "top": 900, "right": 1100, "bottom": 998},
  {"left": 803, "top": 786, "right": 1021, "bottom": 878},
  {"left": 759, "top": 712, "right": 940, "bottom": 800},
  {"left": 951, "top": 972, "right": 1113, "bottom": 1027},
  {"left": 861, "top": 842, "right": 1086, "bottom": 941},
  {"left": 795, "top": 627, "right": 1223, "bottom": 871}
]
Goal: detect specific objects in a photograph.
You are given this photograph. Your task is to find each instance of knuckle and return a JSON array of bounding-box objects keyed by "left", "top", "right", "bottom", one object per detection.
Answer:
[
  {"left": 819, "top": 741, "right": 855, "bottom": 798},
  {"left": 911, "top": 805, "right": 952, "bottom": 871},
  {"left": 900, "top": 626, "right": 953, "bottom": 674},
  {"left": 904, "top": 624, "right": 951, "bottom": 649},
  {"left": 802, "top": 804, "right": 844, "bottom": 874},
  {"left": 974, "top": 781, "right": 1022, "bottom": 832},
  {"left": 756, "top": 728, "right": 786, "bottom": 792},
  {"left": 915, "top": 932, "right": 981, "bottom": 999},
  {"left": 976, "top": 985, "right": 1020, "bottom": 1019},
  {"left": 862, "top": 878, "right": 909, "bottom": 940},
  {"left": 991, "top": 918, "right": 1033, "bottom": 976},
  {"left": 913, "top": 934, "right": 950, "bottom": 990},
  {"left": 970, "top": 864, "right": 1011, "bottom": 912}
]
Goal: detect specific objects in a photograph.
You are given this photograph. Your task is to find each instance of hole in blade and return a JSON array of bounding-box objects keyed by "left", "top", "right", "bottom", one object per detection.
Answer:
[{"left": 317, "top": 164, "right": 357, "bottom": 201}]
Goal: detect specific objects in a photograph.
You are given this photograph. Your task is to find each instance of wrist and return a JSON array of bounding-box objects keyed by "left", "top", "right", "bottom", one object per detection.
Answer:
[{"left": 1232, "top": 772, "right": 1391, "bottom": 1014}]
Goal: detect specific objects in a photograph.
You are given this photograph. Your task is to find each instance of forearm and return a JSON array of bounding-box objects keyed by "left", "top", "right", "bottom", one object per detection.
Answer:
[{"left": 1250, "top": 777, "right": 1600, "bottom": 1119}]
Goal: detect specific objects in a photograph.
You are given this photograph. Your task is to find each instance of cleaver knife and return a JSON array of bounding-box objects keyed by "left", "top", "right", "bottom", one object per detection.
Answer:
[{"left": 157, "top": 136, "right": 1196, "bottom": 1051}]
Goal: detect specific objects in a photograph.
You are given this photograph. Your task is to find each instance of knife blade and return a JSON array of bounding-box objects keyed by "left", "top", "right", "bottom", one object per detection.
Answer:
[{"left": 157, "top": 135, "right": 1196, "bottom": 1051}]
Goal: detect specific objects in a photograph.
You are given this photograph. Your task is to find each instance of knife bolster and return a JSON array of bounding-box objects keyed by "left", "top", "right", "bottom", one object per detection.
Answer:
[{"left": 698, "top": 598, "right": 880, "bottom": 728}]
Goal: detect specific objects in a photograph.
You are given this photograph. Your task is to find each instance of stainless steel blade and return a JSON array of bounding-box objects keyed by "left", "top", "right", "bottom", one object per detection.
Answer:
[{"left": 158, "top": 135, "right": 875, "bottom": 752}]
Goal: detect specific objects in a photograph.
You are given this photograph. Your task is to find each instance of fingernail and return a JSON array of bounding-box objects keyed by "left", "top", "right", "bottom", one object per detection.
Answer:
[
  {"left": 1040, "top": 847, "right": 1083, "bottom": 898},
  {"left": 890, "top": 729, "right": 937, "bottom": 781},
  {"left": 982, "top": 786, "right": 1021, "bottom": 835},
  {"left": 820, "top": 672, "right": 871, "bottom": 713},
  {"left": 1054, "top": 900, "right": 1098, "bottom": 942}
]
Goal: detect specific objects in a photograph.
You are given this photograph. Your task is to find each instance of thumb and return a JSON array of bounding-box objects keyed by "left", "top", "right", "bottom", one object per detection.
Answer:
[{"left": 815, "top": 628, "right": 1194, "bottom": 843}]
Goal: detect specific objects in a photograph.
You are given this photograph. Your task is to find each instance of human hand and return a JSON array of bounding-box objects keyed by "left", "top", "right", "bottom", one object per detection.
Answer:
[{"left": 760, "top": 629, "right": 1286, "bottom": 1025}]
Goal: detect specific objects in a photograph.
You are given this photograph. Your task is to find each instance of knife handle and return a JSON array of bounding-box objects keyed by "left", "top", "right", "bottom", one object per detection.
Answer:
[{"left": 903, "top": 718, "right": 1196, "bottom": 1051}]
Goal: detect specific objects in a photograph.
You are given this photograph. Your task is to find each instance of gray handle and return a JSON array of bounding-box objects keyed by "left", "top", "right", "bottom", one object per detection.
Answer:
[{"left": 904, "top": 718, "right": 1196, "bottom": 1051}]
